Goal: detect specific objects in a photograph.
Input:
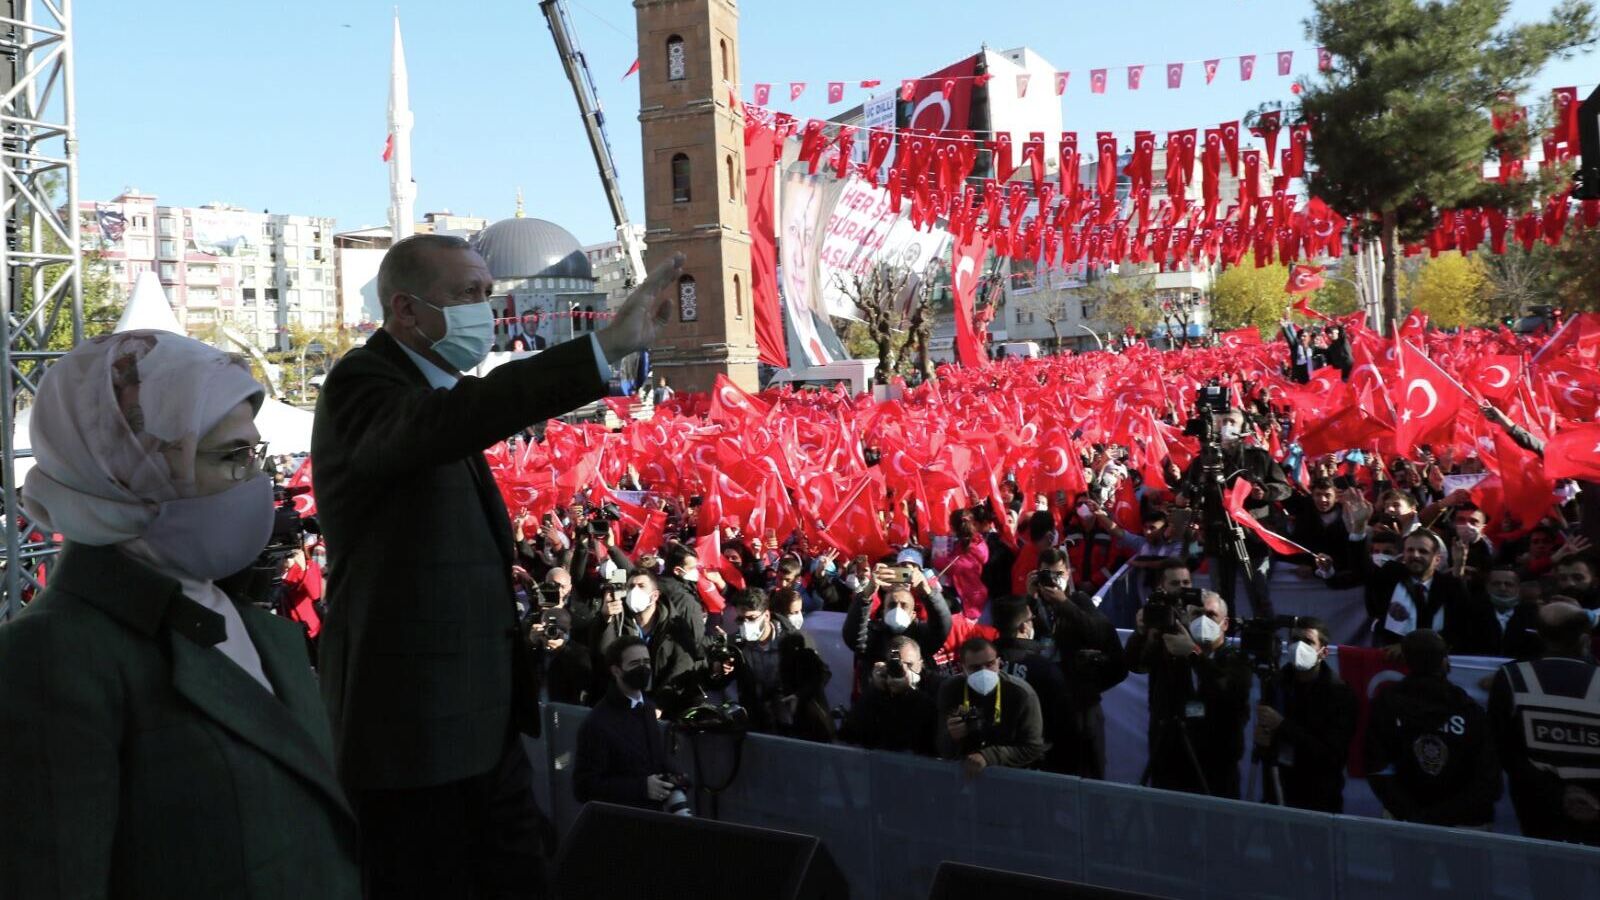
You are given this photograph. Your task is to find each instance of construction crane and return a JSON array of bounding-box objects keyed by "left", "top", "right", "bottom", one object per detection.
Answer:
[{"left": 539, "top": 0, "right": 647, "bottom": 289}]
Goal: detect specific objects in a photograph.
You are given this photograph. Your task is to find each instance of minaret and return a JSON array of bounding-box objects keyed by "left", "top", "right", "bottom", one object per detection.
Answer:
[{"left": 387, "top": 13, "right": 416, "bottom": 240}]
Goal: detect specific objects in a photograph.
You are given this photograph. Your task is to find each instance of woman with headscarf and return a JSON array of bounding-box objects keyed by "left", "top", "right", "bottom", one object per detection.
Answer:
[{"left": 0, "top": 331, "right": 358, "bottom": 898}]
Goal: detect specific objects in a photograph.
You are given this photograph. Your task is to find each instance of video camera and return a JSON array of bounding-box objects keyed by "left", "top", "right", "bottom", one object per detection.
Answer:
[
  {"left": 588, "top": 502, "right": 622, "bottom": 538},
  {"left": 704, "top": 630, "right": 745, "bottom": 683},
  {"left": 1141, "top": 586, "right": 1204, "bottom": 632},
  {"left": 1235, "top": 615, "right": 1308, "bottom": 675},
  {"left": 231, "top": 471, "right": 321, "bottom": 614}
]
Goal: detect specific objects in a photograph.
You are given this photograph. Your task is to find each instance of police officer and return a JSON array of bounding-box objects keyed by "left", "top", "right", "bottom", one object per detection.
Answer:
[
  {"left": 1253, "top": 618, "right": 1357, "bottom": 812},
  {"left": 1490, "top": 602, "right": 1600, "bottom": 845},
  {"left": 1364, "top": 630, "right": 1502, "bottom": 827}
]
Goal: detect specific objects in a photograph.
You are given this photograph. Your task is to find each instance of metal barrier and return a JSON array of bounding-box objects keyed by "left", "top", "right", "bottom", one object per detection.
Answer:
[{"left": 531, "top": 702, "right": 1600, "bottom": 900}]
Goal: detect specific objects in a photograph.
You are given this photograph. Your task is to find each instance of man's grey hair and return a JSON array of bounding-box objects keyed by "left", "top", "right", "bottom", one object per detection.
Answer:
[
  {"left": 377, "top": 233, "right": 472, "bottom": 319},
  {"left": 1201, "top": 589, "right": 1228, "bottom": 620}
]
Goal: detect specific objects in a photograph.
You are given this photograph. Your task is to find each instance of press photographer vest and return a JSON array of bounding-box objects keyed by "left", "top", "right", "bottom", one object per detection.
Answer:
[{"left": 1505, "top": 660, "right": 1600, "bottom": 783}]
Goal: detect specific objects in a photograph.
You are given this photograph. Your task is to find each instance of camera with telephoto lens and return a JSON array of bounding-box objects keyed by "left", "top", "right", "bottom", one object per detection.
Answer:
[
  {"left": 230, "top": 461, "right": 321, "bottom": 614},
  {"left": 539, "top": 608, "right": 568, "bottom": 642},
  {"left": 1236, "top": 615, "right": 1305, "bottom": 675},
  {"left": 703, "top": 630, "right": 745, "bottom": 683},
  {"left": 1142, "top": 586, "right": 1204, "bottom": 633},
  {"left": 658, "top": 772, "right": 692, "bottom": 816},
  {"left": 588, "top": 502, "right": 622, "bottom": 538},
  {"left": 886, "top": 652, "right": 908, "bottom": 679}
]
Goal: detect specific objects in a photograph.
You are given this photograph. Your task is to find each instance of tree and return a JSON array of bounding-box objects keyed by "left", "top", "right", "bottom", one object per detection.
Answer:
[
  {"left": 832, "top": 262, "right": 937, "bottom": 385},
  {"left": 1012, "top": 289, "right": 1072, "bottom": 347},
  {"left": 1298, "top": 0, "right": 1596, "bottom": 328},
  {"left": 1309, "top": 276, "right": 1361, "bottom": 318},
  {"left": 1078, "top": 268, "right": 1159, "bottom": 335},
  {"left": 1210, "top": 257, "right": 1291, "bottom": 333},
  {"left": 1408, "top": 251, "right": 1489, "bottom": 326}
]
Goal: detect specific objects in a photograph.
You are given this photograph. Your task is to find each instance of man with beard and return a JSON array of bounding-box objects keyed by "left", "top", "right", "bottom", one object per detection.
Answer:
[{"left": 1181, "top": 406, "right": 1291, "bottom": 618}]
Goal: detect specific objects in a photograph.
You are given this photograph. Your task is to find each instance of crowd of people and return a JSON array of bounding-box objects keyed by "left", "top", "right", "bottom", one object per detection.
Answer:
[{"left": 1, "top": 231, "right": 1596, "bottom": 900}]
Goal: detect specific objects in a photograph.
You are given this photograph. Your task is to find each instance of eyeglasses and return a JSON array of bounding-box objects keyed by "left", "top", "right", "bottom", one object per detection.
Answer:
[{"left": 196, "top": 440, "right": 271, "bottom": 482}]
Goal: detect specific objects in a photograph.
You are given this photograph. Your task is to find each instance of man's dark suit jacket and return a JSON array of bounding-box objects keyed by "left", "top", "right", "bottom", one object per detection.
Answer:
[
  {"left": 313, "top": 329, "right": 605, "bottom": 790},
  {"left": 1332, "top": 557, "right": 1500, "bottom": 655}
]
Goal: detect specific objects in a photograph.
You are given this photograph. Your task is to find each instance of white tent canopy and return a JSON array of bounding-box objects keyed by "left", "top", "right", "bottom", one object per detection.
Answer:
[{"left": 114, "top": 270, "right": 185, "bottom": 334}]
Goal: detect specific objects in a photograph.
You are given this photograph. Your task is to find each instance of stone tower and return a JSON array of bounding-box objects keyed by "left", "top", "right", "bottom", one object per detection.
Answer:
[{"left": 634, "top": 0, "right": 758, "bottom": 393}]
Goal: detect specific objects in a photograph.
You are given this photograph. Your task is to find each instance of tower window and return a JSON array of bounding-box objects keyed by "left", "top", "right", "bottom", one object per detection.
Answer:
[
  {"left": 678, "top": 274, "right": 698, "bottom": 322},
  {"left": 725, "top": 154, "right": 737, "bottom": 202},
  {"left": 667, "top": 35, "right": 686, "bottom": 81},
  {"left": 719, "top": 38, "right": 730, "bottom": 82},
  {"left": 732, "top": 274, "right": 743, "bottom": 319},
  {"left": 671, "top": 153, "right": 691, "bottom": 203}
]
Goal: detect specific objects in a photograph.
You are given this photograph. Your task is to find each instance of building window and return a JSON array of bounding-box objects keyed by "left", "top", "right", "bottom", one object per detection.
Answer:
[
  {"left": 720, "top": 38, "right": 730, "bottom": 81},
  {"left": 158, "top": 239, "right": 177, "bottom": 258},
  {"left": 732, "top": 274, "right": 743, "bottom": 319},
  {"left": 666, "top": 35, "right": 686, "bottom": 81},
  {"left": 1080, "top": 303, "right": 1091, "bottom": 319},
  {"left": 130, "top": 214, "right": 149, "bottom": 231},
  {"left": 678, "top": 275, "right": 698, "bottom": 322},
  {"left": 158, "top": 263, "right": 176, "bottom": 282},
  {"left": 158, "top": 217, "right": 176, "bottom": 236},
  {"left": 671, "top": 153, "right": 691, "bottom": 203},
  {"left": 726, "top": 154, "right": 737, "bottom": 202}
]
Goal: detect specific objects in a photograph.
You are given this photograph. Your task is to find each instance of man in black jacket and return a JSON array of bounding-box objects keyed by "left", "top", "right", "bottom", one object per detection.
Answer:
[
  {"left": 573, "top": 636, "right": 681, "bottom": 810},
  {"left": 1025, "top": 549, "right": 1128, "bottom": 777},
  {"left": 1253, "top": 618, "right": 1356, "bottom": 812},
  {"left": 312, "top": 233, "right": 682, "bottom": 897},
  {"left": 1126, "top": 590, "right": 1253, "bottom": 798},
  {"left": 841, "top": 636, "right": 942, "bottom": 756},
  {"left": 1182, "top": 406, "right": 1291, "bottom": 618},
  {"left": 594, "top": 571, "right": 707, "bottom": 719},
  {"left": 992, "top": 597, "right": 1075, "bottom": 774},
  {"left": 843, "top": 565, "right": 952, "bottom": 692},
  {"left": 1319, "top": 524, "right": 1500, "bottom": 655},
  {"left": 1365, "top": 630, "right": 1501, "bottom": 827}
]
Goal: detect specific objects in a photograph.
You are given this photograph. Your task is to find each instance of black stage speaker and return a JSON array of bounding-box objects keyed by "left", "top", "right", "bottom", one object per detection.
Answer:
[
  {"left": 928, "top": 861, "right": 1165, "bottom": 900},
  {"left": 551, "top": 802, "right": 848, "bottom": 900}
]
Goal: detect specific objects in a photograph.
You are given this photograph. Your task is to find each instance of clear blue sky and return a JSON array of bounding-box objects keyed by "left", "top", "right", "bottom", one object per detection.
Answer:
[{"left": 76, "top": 0, "right": 1595, "bottom": 245}]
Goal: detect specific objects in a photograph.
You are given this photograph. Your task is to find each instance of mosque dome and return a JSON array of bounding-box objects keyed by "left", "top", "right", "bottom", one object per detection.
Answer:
[{"left": 471, "top": 216, "right": 592, "bottom": 282}]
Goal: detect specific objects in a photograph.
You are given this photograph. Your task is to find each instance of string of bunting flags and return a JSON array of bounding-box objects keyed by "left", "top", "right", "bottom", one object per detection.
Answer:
[{"left": 739, "top": 82, "right": 1594, "bottom": 277}]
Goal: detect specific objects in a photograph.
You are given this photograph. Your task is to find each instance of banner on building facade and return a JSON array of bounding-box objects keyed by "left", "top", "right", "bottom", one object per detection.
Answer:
[
  {"left": 902, "top": 54, "right": 978, "bottom": 134},
  {"left": 189, "top": 209, "right": 261, "bottom": 257}
]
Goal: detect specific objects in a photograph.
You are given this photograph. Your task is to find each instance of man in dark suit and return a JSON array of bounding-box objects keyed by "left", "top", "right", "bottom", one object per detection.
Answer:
[
  {"left": 312, "top": 233, "right": 682, "bottom": 898},
  {"left": 1320, "top": 526, "right": 1499, "bottom": 655}
]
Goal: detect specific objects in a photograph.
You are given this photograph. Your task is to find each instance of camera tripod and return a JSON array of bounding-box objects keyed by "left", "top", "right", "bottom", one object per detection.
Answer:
[
  {"left": 1247, "top": 663, "right": 1287, "bottom": 807},
  {"left": 1189, "top": 417, "right": 1270, "bottom": 618},
  {"left": 1139, "top": 711, "right": 1213, "bottom": 797}
]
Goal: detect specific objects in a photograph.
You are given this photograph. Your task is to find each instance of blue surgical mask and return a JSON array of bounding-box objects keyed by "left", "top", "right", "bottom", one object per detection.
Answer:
[{"left": 414, "top": 296, "right": 494, "bottom": 371}]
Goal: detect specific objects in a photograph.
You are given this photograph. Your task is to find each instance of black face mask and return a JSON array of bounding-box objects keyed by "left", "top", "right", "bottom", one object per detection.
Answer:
[{"left": 620, "top": 665, "right": 652, "bottom": 691}]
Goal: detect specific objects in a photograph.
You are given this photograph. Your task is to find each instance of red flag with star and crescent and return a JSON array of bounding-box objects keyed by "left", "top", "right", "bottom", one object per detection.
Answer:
[
  {"left": 1285, "top": 264, "right": 1325, "bottom": 295},
  {"left": 1393, "top": 339, "right": 1467, "bottom": 452}
]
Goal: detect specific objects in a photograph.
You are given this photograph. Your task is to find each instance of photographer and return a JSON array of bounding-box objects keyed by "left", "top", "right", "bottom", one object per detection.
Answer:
[
  {"left": 1253, "top": 618, "right": 1356, "bottom": 812},
  {"left": 1125, "top": 589, "right": 1252, "bottom": 798},
  {"left": 844, "top": 564, "right": 953, "bottom": 693},
  {"left": 723, "top": 588, "right": 801, "bottom": 732},
  {"left": 937, "top": 638, "right": 1047, "bottom": 777},
  {"left": 1181, "top": 405, "right": 1291, "bottom": 618},
  {"left": 841, "top": 636, "right": 942, "bottom": 756},
  {"left": 594, "top": 570, "right": 707, "bottom": 719},
  {"left": 530, "top": 605, "right": 596, "bottom": 707},
  {"left": 1027, "top": 549, "right": 1127, "bottom": 778},
  {"left": 572, "top": 635, "right": 685, "bottom": 812}
]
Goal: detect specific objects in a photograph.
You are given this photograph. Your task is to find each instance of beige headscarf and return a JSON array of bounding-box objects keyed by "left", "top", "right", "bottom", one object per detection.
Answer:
[{"left": 22, "top": 330, "right": 264, "bottom": 545}]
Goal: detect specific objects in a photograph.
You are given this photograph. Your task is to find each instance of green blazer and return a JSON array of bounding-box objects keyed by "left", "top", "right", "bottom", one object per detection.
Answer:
[
  {"left": 311, "top": 330, "right": 606, "bottom": 790},
  {"left": 0, "top": 543, "right": 359, "bottom": 899}
]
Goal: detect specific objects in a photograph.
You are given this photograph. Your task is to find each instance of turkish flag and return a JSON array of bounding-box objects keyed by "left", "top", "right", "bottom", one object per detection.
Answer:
[
  {"left": 1166, "top": 62, "right": 1183, "bottom": 89},
  {"left": 1544, "top": 422, "right": 1600, "bottom": 481},
  {"left": 1494, "top": 428, "right": 1555, "bottom": 525},
  {"left": 1239, "top": 55, "right": 1256, "bottom": 81},
  {"left": 1127, "top": 65, "right": 1144, "bottom": 90},
  {"left": 622, "top": 58, "right": 640, "bottom": 80},
  {"left": 1054, "top": 71, "right": 1069, "bottom": 95},
  {"left": 1552, "top": 86, "right": 1580, "bottom": 146},
  {"left": 1277, "top": 50, "right": 1294, "bottom": 76},
  {"left": 789, "top": 82, "right": 806, "bottom": 101},
  {"left": 1317, "top": 47, "right": 1333, "bottom": 71},
  {"left": 381, "top": 134, "right": 394, "bottom": 162},
  {"left": 1398, "top": 309, "right": 1428, "bottom": 339},
  {"left": 1218, "top": 327, "right": 1262, "bottom": 348},
  {"left": 827, "top": 81, "right": 844, "bottom": 103},
  {"left": 951, "top": 229, "right": 989, "bottom": 369},
  {"left": 1468, "top": 354, "right": 1521, "bottom": 401},
  {"left": 1203, "top": 59, "right": 1220, "bottom": 84},
  {"left": 1016, "top": 73, "right": 1030, "bottom": 97},
  {"left": 1338, "top": 646, "right": 1409, "bottom": 777},
  {"left": 1285, "top": 264, "right": 1325, "bottom": 294},
  {"left": 1095, "top": 132, "right": 1118, "bottom": 195},
  {"left": 709, "top": 373, "right": 771, "bottom": 423},
  {"left": 1090, "top": 68, "right": 1107, "bottom": 94},
  {"left": 1219, "top": 120, "right": 1241, "bottom": 176},
  {"left": 1393, "top": 339, "right": 1467, "bottom": 451},
  {"left": 1223, "top": 479, "right": 1310, "bottom": 557},
  {"left": 901, "top": 79, "right": 916, "bottom": 101},
  {"left": 1251, "top": 110, "right": 1282, "bottom": 162},
  {"left": 822, "top": 474, "right": 893, "bottom": 561}
]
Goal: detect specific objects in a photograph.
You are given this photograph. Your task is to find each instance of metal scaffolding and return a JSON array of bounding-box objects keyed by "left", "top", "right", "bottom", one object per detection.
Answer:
[{"left": 0, "top": 0, "right": 80, "bottom": 619}]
